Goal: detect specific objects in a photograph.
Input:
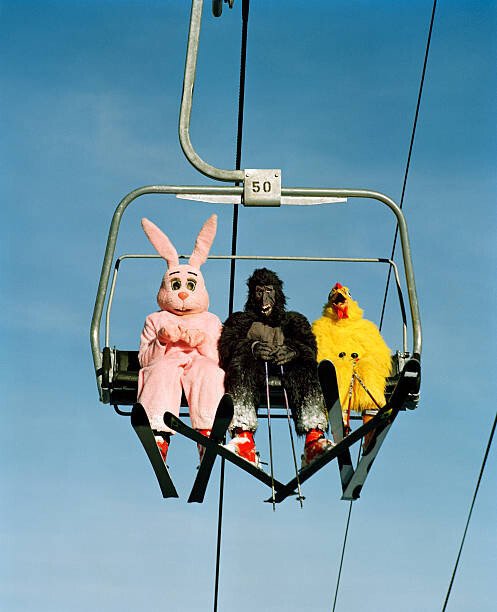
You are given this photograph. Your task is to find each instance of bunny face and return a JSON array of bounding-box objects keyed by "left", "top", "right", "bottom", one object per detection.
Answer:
[
  {"left": 157, "top": 264, "right": 209, "bottom": 315},
  {"left": 141, "top": 215, "right": 217, "bottom": 317}
]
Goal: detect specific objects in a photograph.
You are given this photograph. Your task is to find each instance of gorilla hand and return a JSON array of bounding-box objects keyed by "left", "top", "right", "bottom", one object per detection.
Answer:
[
  {"left": 272, "top": 344, "right": 297, "bottom": 365},
  {"left": 251, "top": 341, "right": 274, "bottom": 361}
]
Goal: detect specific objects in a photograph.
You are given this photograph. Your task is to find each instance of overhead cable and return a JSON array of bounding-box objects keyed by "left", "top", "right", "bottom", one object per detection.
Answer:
[
  {"left": 214, "top": 2, "right": 250, "bottom": 610},
  {"left": 442, "top": 411, "right": 497, "bottom": 611},
  {"left": 379, "top": 0, "right": 438, "bottom": 330},
  {"left": 333, "top": 3, "right": 438, "bottom": 608}
]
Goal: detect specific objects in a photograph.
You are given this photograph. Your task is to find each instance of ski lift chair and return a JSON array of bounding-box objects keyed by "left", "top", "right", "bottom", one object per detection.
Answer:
[{"left": 90, "top": 0, "right": 422, "bottom": 501}]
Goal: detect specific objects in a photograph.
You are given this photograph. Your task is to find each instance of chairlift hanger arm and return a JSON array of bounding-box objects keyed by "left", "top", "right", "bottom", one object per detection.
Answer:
[
  {"left": 180, "top": 0, "right": 244, "bottom": 182},
  {"left": 181, "top": 0, "right": 283, "bottom": 206},
  {"left": 105, "top": 254, "right": 408, "bottom": 355}
]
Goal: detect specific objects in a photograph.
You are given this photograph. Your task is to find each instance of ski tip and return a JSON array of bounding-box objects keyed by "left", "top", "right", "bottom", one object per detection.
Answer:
[
  {"left": 218, "top": 394, "right": 235, "bottom": 419},
  {"left": 163, "top": 411, "right": 176, "bottom": 428},
  {"left": 131, "top": 403, "right": 148, "bottom": 427},
  {"left": 318, "top": 359, "right": 335, "bottom": 370}
]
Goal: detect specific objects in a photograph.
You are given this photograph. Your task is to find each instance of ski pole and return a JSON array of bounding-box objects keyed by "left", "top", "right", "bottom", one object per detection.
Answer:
[
  {"left": 280, "top": 365, "right": 304, "bottom": 508},
  {"left": 264, "top": 361, "right": 277, "bottom": 510}
]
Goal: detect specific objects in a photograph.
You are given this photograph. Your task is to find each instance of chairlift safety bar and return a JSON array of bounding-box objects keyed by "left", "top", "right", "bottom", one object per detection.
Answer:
[{"left": 105, "top": 253, "right": 408, "bottom": 351}]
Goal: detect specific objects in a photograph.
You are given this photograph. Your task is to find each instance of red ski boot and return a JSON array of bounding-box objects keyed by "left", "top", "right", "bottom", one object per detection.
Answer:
[
  {"left": 155, "top": 434, "right": 170, "bottom": 462},
  {"left": 196, "top": 429, "right": 212, "bottom": 462},
  {"left": 301, "top": 428, "right": 335, "bottom": 468},
  {"left": 224, "top": 429, "right": 259, "bottom": 466}
]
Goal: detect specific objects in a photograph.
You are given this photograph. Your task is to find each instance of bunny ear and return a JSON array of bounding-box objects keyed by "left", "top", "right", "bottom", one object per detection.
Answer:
[
  {"left": 141, "top": 218, "right": 179, "bottom": 268},
  {"left": 189, "top": 214, "right": 217, "bottom": 268}
]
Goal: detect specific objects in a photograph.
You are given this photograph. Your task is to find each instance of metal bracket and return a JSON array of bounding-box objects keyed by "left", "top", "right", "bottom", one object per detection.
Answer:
[
  {"left": 243, "top": 169, "right": 282, "bottom": 206},
  {"left": 212, "top": 0, "right": 234, "bottom": 17}
]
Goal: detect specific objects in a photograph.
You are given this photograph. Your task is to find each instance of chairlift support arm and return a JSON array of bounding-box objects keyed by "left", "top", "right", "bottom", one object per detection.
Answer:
[{"left": 180, "top": 0, "right": 245, "bottom": 182}]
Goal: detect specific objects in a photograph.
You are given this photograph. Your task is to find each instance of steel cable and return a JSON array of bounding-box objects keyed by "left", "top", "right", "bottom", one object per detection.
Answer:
[
  {"left": 331, "top": 444, "right": 361, "bottom": 612},
  {"left": 442, "top": 411, "right": 497, "bottom": 611},
  {"left": 332, "top": 3, "right": 438, "bottom": 608},
  {"left": 379, "top": 0, "right": 438, "bottom": 330},
  {"left": 214, "top": 2, "right": 250, "bottom": 610}
]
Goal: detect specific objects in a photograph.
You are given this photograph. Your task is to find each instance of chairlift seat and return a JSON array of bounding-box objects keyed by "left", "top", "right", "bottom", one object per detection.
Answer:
[{"left": 102, "top": 348, "right": 418, "bottom": 411}]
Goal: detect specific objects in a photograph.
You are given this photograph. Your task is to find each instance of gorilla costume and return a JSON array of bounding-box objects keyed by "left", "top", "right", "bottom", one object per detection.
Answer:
[{"left": 219, "top": 268, "right": 332, "bottom": 466}]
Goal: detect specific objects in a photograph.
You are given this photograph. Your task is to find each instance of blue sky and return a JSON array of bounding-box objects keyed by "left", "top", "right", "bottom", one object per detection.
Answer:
[{"left": 1, "top": 1, "right": 496, "bottom": 610}]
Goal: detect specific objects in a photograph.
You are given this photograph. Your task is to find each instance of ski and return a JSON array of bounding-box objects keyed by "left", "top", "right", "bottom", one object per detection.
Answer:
[
  {"left": 318, "top": 359, "right": 355, "bottom": 492},
  {"left": 188, "top": 394, "right": 234, "bottom": 503},
  {"left": 131, "top": 403, "right": 179, "bottom": 499},
  {"left": 271, "top": 357, "right": 420, "bottom": 504},
  {"left": 341, "top": 357, "right": 421, "bottom": 501},
  {"left": 164, "top": 411, "right": 291, "bottom": 495},
  {"left": 341, "top": 422, "right": 392, "bottom": 501}
]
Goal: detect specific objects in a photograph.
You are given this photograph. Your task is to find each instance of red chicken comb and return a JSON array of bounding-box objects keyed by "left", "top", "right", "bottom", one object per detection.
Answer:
[{"left": 333, "top": 282, "right": 343, "bottom": 290}]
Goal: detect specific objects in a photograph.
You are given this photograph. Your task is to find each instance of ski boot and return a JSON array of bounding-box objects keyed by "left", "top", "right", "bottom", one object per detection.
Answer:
[
  {"left": 196, "top": 428, "right": 212, "bottom": 463},
  {"left": 301, "top": 428, "right": 335, "bottom": 468},
  {"left": 224, "top": 429, "right": 259, "bottom": 466},
  {"left": 155, "top": 433, "right": 171, "bottom": 462}
]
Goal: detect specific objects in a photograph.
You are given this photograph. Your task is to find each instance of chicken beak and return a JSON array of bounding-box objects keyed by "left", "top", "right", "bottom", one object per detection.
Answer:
[{"left": 329, "top": 290, "right": 349, "bottom": 319}]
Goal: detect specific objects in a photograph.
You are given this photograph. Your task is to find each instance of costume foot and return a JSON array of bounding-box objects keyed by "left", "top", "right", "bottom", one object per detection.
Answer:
[
  {"left": 224, "top": 430, "right": 259, "bottom": 467},
  {"left": 301, "top": 428, "right": 335, "bottom": 468},
  {"left": 196, "top": 428, "right": 212, "bottom": 463},
  {"left": 155, "top": 434, "right": 170, "bottom": 462}
]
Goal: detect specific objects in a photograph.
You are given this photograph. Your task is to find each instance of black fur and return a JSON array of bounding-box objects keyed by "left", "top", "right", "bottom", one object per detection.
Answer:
[{"left": 219, "top": 268, "right": 327, "bottom": 436}]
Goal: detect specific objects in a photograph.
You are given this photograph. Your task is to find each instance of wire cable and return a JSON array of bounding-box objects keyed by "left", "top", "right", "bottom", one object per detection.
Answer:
[
  {"left": 379, "top": 0, "right": 438, "bottom": 330},
  {"left": 214, "top": 2, "right": 250, "bottom": 610},
  {"left": 331, "top": 444, "right": 361, "bottom": 612},
  {"left": 332, "top": 4, "right": 438, "bottom": 608},
  {"left": 442, "top": 411, "right": 497, "bottom": 611}
]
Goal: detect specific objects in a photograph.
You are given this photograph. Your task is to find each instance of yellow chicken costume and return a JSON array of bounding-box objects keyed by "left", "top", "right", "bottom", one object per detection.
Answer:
[{"left": 312, "top": 283, "right": 392, "bottom": 430}]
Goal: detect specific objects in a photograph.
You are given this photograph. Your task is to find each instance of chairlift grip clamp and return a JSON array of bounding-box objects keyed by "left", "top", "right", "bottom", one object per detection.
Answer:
[
  {"left": 212, "top": 0, "right": 235, "bottom": 18},
  {"left": 243, "top": 169, "right": 282, "bottom": 206}
]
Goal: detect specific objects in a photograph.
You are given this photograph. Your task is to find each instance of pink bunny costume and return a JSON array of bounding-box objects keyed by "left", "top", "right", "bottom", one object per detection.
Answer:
[{"left": 137, "top": 215, "right": 225, "bottom": 434}]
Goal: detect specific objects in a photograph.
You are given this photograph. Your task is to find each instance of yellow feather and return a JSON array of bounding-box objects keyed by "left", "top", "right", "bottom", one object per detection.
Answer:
[{"left": 312, "top": 295, "right": 391, "bottom": 414}]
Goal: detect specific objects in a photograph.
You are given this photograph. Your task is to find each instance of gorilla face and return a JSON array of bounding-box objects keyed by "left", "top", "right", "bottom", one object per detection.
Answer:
[
  {"left": 255, "top": 285, "right": 276, "bottom": 316},
  {"left": 245, "top": 268, "right": 286, "bottom": 321}
]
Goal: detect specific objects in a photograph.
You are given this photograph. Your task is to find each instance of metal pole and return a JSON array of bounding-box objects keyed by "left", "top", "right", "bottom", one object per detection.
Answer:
[{"left": 179, "top": 0, "right": 244, "bottom": 181}]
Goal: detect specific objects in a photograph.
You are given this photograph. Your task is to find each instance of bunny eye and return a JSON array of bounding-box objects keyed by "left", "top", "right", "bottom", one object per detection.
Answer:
[
  {"left": 186, "top": 278, "right": 197, "bottom": 291},
  {"left": 170, "top": 278, "right": 181, "bottom": 291}
]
